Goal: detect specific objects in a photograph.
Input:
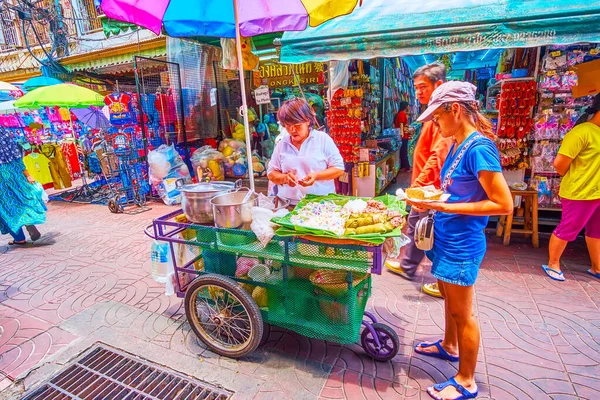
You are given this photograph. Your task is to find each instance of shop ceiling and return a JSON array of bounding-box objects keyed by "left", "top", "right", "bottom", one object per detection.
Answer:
[{"left": 403, "top": 49, "right": 504, "bottom": 75}]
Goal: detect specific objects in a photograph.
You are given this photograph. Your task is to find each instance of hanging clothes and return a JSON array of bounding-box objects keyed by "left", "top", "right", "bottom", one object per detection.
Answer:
[
  {"left": 58, "top": 108, "right": 72, "bottom": 122},
  {"left": 41, "top": 143, "right": 72, "bottom": 189},
  {"left": 104, "top": 92, "right": 134, "bottom": 125},
  {"left": 140, "top": 93, "right": 159, "bottom": 124},
  {"left": 46, "top": 106, "right": 63, "bottom": 123},
  {"left": 61, "top": 141, "right": 81, "bottom": 177},
  {"left": 155, "top": 92, "right": 177, "bottom": 127},
  {"left": 23, "top": 152, "right": 54, "bottom": 185}
]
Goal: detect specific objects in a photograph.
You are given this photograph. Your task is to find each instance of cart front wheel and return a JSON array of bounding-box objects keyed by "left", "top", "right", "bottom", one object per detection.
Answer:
[
  {"left": 185, "top": 274, "right": 263, "bottom": 358},
  {"left": 361, "top": 323, "right": 399, "bottom": 362},
  {"left": 108, "top": 197, "right": 122, "bottom": 213}
]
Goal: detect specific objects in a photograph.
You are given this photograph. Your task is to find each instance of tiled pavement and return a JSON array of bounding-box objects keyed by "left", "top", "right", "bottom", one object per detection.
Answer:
[{"left": 0, "top": 200, "right": 598, "bottom": 399}]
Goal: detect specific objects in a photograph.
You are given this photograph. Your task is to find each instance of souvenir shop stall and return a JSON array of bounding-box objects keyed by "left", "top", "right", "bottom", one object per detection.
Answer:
[
  {"left": 8, "top": 82, "right": 159, "bottom": 211},
  {"left": 326, "top": 57, "right": 417, "bottom": 198},
  {"left": 529, "top": 44, "right": 600, "bottom": 217},
  {"left": 278, "top": 0, "right": 600, "bottom": 220},
  {"left": 0, "top": 108, "right": 83, "bottom": 191}
]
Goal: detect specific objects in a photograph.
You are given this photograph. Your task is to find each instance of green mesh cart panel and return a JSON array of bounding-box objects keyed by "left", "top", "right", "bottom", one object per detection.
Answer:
[{"left": 173, "top": 223, "right": 375, "bottom": 344}]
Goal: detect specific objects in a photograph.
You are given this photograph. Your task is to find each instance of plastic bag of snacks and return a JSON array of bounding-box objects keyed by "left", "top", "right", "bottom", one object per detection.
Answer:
[
  {"left": 148, "top": 144, "right": 191, "bottom": 205},
  {"left": 191, "top": 146, "right": 225, "bottom": 181}
]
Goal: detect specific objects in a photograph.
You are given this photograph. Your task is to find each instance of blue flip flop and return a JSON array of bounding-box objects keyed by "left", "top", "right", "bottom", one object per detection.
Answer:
[
  {"left": 587, "top": 269, "right": 600, "bottom": 280},
  {"left": 414, "top": 339, "right": 459, "bottom": 362},
  {"left": 428, "top": 377, "right": 478, "bottom": 400},
  {"left": 542, "top": 265, "right": 565, "bottom": 282}
]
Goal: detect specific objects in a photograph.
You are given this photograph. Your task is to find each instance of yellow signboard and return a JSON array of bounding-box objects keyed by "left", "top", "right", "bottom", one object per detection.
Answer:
[{"left": 259, "top": 62, "right": 325, "bottom": 88}]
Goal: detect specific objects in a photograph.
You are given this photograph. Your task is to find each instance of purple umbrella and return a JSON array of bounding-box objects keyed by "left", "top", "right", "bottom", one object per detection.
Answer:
[{"left": 71, "top": 106, "right": 111, "bottom": 130}]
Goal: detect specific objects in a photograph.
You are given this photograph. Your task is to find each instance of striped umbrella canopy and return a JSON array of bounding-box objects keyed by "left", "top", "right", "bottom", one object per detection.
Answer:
[{"left": 99, "top": 0, "right": 361, "bottom": 37}]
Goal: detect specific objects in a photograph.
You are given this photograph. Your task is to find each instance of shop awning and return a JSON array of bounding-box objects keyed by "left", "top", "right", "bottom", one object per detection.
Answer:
[
  {"left": 280, "top": 0, "right": 600, "bottom": 63},
  {"left": 64, "top": 46, "right": 167, "bottom": 72}
]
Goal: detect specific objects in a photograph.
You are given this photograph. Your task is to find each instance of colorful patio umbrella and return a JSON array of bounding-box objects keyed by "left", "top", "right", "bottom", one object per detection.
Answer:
[
  {"left": 22, "top": 76, "right": 63, "bottom": 92},
  {"left": 0, "top": 81, "right": 24, "bottom": 100},
  {"left": 71, "top": 106, "right": 111, "bottom": 130},
  {"left": 14, "top": 84, "right": 104, "bottom": 109},
  {"left": 0, "top": 81, "right": 20, "bottom": 92},
  {"left": 100, "top": 0, "right": 362, "bottom": 189},
  {"left": 0, "top": 100, "right": 31, "bottom": 114},
  {"left": 100, "top": 0, "right": 360, "bottom": 36}
]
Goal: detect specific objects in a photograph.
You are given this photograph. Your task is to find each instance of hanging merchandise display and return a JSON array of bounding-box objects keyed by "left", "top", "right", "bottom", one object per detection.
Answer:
[
  {"left": 105, "top": 92, "right": 134, "bottom": 125},
  {"left": 530, "top": 44, "right": 600, "bottom": 210},
  {"left": 494, "top": 78, "right": 537, "bottom": 170},
  {"left": 327, "top": 88, "right": 362, "bottom": 163}
]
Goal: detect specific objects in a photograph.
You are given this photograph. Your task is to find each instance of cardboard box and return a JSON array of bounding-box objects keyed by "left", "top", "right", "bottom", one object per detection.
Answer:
[{"left": 571, "top": 59, "right": 600, "bottom": 98}]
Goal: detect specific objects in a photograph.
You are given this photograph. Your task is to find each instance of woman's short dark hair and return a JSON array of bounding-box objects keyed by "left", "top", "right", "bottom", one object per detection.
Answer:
[
  {"left": 277, "top": 98, "right": 317, "bottom": 128},
  {"left": 399, "top": 101, "right": 409, "bottom": 112}
]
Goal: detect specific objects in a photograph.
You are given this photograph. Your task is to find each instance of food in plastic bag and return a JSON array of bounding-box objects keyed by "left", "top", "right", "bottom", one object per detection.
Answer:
[
  {"left": 251, "top": 206, "right": 289, "bottom": 248},
  {"left": 383, "top": 234, "right": 412, "bottom": 259},
  {"left": 191, "top": 146, "right": 225, "bottom": 181}
]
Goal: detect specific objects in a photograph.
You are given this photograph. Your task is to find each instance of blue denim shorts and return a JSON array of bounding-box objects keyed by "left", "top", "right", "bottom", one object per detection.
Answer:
[{"left": 425, "top": 249, "right": 484, "bottom": 287}]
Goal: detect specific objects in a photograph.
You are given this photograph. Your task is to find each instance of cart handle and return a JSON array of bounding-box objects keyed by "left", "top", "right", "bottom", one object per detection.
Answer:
[{"left": 144, "top": 224, "right": 156, "bottom": 239}]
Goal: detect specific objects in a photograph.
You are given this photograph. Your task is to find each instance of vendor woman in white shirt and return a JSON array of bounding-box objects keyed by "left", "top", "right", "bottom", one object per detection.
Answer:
[{"left": 267, "top": 98, "right": 344, "bottom": 205}]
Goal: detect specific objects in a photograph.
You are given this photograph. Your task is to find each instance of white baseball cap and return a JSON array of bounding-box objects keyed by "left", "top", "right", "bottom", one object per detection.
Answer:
[{"left": 417, "top": 81, "right": 478, "bottom": 122}]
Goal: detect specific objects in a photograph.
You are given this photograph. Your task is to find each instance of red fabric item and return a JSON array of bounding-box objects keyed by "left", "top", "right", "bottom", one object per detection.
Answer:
[
  {"left": 61, "top": 142, "right": 81, "bottom": 176},
  {"left": 154, "top": 93, "right": 177, "bottom": 126},
  {"left": 104, "top": 93, "right": 132, "bottom": 114},
  {"left": 411, "top": 121, "right": 452, "bottom": 190}
]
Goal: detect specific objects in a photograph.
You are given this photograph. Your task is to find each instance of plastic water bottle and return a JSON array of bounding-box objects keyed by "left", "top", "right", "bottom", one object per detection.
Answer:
[{"left": 151, "top": 241, "right": 169, "bottom": 283}]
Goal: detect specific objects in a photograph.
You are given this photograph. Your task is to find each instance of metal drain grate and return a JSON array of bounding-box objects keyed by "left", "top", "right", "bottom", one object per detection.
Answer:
[{"left": 21, "top": 346, "right": 232, "bottom": 400}]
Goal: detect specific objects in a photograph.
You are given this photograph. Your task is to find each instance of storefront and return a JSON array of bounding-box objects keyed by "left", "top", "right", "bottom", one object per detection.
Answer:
[{"left": 279, "top": 0, "right": 600, "bottom": 223}]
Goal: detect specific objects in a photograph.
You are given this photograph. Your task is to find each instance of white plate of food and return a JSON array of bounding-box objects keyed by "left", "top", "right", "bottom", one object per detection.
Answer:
[{"left": 396, "top": 186, "right": 451, "bottom": 203}]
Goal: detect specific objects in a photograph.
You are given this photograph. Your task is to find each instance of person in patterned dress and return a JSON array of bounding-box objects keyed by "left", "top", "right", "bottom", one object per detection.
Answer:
[{"left": 0, "top": 127, "right": 46, "bottom": 245}]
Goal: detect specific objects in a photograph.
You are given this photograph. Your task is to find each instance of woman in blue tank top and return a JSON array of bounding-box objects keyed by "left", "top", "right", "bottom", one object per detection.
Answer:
[{"left": 407, "top": 82, "right": 513, "bottom": 400}]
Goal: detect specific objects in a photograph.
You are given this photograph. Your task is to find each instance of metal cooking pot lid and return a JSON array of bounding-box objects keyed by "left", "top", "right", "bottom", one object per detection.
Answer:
[{"left": 179, "top": 182, "right": 234, "bottom": 193}]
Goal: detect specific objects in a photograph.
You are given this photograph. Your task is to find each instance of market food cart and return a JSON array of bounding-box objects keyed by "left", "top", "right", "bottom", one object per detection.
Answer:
[{"left": 147, "top": 193, "right": 405, "bottom": 361}]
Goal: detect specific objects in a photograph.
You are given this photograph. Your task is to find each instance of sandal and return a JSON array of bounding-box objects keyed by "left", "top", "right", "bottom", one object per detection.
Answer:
[
  {"left": 542, "top": 265, "right": 565, "bottom": 281},
  {"left": 25, "top": 225, "right": 41, "bottom": 241},
  {"left": 414, "top": 339, "right": 459, "bottom": 362},
  {"left": 422, "top": 282, "right": 443, "bottom": 298},
  {"left": 587, "top": 269, "right": 600, "bottom": 280},
  {"left": 8, "top": 240, "right": 27, "bottom": 246},
  {"left": 428, "top": 377, "right": 478, "bottom": 400}
]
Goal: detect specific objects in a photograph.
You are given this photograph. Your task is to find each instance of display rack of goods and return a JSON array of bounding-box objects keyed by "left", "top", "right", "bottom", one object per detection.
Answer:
[
  {"left": 530, "top": 44, "right": 599, "bottom": 210},
  {"left": 327, "top": 88, "right": 363, "bottom": 163},
  {"left": 495, "top": 79, "right": 537, "bottom": 170}
]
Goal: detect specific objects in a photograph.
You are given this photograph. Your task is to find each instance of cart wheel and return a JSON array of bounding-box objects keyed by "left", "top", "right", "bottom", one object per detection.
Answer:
[
  {"left": 361, "top": 323, "right": 399, "bottom": 362},
  {"left": 134, "top": 192, "right": 147, "bottom": 207},
  {"left": 185, "top": 274, "right": 264, "bottom": 358},
  {"left": 108, "top": 198, "right": 121, "bottom": 213}
]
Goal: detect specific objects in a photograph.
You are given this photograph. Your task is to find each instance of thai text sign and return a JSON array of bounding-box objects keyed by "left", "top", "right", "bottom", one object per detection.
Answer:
[{"left": 259, "top": 62, "right": 325, "bottom": 88}]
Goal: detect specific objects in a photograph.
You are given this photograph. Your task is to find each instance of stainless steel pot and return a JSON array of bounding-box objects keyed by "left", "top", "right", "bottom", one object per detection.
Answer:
[
  {"left": 177, "top": 180, "right": 239, "bottom": 224},
  {"left": 211, "top": 188, "right": 258, "bottom": 229}
]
